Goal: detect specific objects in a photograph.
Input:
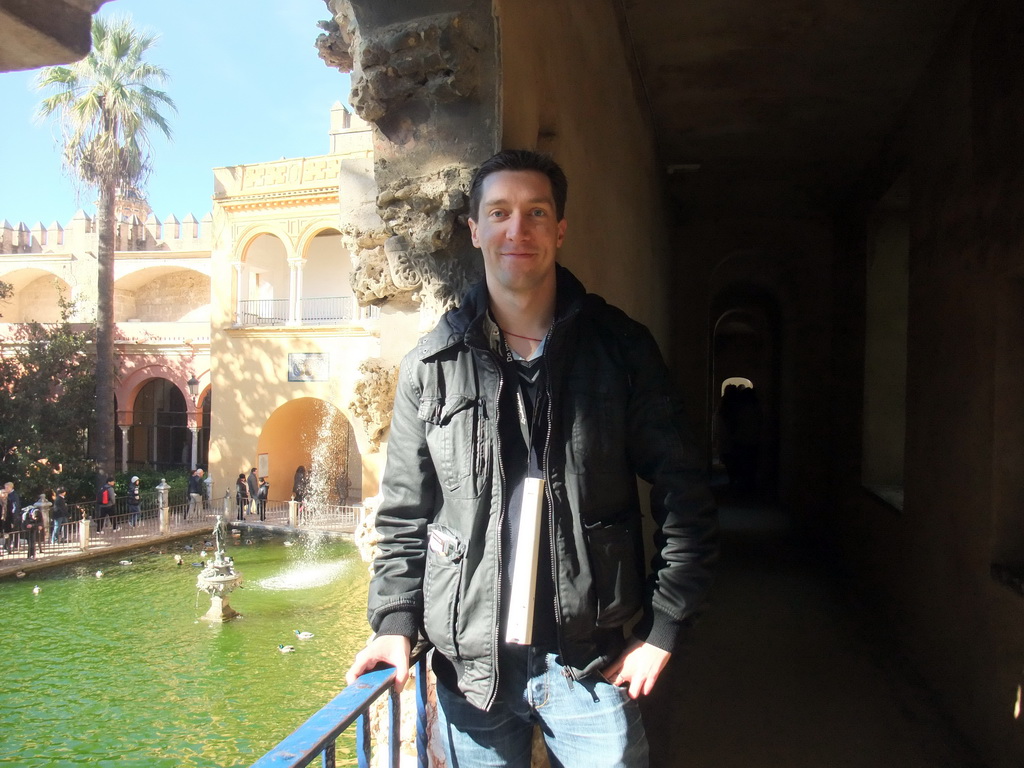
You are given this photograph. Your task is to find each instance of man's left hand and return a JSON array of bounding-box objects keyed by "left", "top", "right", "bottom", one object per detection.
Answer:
[{"left": 600, "top": 640, "right": 671, "bottom": 699}]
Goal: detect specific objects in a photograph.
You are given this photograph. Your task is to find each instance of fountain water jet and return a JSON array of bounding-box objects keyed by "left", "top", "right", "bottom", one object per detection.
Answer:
[{"left": 196, "top": 514, "right": 243, "bottom": 621}]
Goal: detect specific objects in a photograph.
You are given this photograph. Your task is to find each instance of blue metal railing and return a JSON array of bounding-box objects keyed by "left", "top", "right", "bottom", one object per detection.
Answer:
[{"left": 251, "top": 657, "right": 428, "bottom": 768}]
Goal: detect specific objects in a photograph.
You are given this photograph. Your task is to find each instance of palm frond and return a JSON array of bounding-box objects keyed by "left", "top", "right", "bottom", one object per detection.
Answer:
[{"left": 33, "top": 13, "right": 175, "bottom": 193}]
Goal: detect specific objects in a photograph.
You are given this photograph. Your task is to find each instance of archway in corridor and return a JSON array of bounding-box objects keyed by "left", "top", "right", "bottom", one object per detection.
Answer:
[
  {"left": 257, "top": 398, "right": 362, "bottom": 506},
  {"left": 710, "top": 285, "right": 781, "bottom": 498},
  {"left": 120, "top": 378, "right": 191, "bottom": 471}
]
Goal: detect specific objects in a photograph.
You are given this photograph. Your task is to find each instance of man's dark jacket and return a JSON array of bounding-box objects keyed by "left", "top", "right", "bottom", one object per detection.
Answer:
[{"left": 368, "top": 265, "right": 718, "bottom": 710}]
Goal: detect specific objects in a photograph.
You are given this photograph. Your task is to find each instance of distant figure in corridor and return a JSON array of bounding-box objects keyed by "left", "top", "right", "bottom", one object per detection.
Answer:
[
  {"left": 715, "top": 384, "right": 762, "bottom": 492},
  {"left": 235, "top": 473, "right": 249, "bottom": 522}
]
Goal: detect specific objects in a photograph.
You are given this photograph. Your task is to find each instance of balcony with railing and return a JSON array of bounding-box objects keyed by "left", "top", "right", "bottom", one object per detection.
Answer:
[{"left": 236, "top": 297, "right": 380, "bottom": 328}]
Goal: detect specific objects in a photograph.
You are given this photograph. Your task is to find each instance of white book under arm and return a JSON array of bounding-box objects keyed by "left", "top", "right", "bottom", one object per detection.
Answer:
[{"left": 505, "top": 477, "right": 545, "bottom": 645}]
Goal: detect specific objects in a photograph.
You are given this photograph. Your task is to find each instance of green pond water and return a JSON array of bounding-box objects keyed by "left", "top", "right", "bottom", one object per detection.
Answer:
[{"left": 0, "top": 533, "right": 371, "bottom": 767}]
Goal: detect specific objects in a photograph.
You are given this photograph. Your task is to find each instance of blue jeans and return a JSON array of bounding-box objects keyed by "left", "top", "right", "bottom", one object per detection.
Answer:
[{"left": 435, "top": 645, "right": 648, "bottom": 768}]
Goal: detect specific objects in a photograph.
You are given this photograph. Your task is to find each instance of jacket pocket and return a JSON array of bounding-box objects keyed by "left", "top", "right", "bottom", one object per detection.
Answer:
[
  {"left": 419, "top": 394, "right": 490, "bottom": 498},
  {"left": 565, "top": 379, "right": 624, "bottom": 473},
  {"left": 423, "top": 523, "right": 466, "bottom": 658},
  {"left": 585, "top": 523, "right": 643, "bottom": 628}
]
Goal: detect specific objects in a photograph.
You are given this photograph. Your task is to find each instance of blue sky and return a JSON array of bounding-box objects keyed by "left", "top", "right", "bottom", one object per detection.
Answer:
[{"left": 0, "top": 0, "right": 352, "bottom": 227}]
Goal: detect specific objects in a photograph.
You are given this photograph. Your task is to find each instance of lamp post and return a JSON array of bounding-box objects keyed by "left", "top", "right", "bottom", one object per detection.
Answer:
[{"left": 187, "top": 375, "right": 201, "bottom": 471}]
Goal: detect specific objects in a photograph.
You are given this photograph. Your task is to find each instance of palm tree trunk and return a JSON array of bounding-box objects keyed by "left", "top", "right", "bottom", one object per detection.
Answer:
[{"left": 93, "top": 177, "right": 116, "bottom": 485}]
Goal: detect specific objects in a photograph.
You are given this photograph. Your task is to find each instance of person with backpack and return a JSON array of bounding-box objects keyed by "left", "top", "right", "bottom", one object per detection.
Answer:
[
  {"left": 22, "top": 501, "right": 44, "bottom": 559},
  {"left": 96, "top": 477, "right": 117, "bottom": 533}
]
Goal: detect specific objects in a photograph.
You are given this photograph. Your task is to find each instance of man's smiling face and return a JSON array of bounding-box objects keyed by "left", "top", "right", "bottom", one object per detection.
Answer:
[{"left": 469, "top": 169, "right": 567, "bottom": 297}]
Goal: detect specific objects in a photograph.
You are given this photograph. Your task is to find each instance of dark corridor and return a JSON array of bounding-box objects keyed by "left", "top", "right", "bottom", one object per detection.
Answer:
[{"left": 641, "top": 498, "right": 984, "bottom": 768}]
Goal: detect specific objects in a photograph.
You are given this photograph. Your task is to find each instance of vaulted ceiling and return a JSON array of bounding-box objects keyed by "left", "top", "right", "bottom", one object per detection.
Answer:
[{"left": 620, "top": 0, "right": 967, "bottom": 214}]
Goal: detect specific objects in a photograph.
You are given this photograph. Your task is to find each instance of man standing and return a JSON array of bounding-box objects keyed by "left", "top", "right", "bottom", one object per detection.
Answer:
[
  {"left": 51, "top": 487, "right": 69, "bottom": 544},
  {"left": 96, "top": 477, "right": 116, "bottom": 532},
  {"left": 2, "top": 481, "right": 19, "bottom": 554},
  {"left": 22, "top": 501, "right": 44, "bottom": 559},
  {"left": 187, "top": 468, "right": 204, "bottom": 520},
  {"left": 127, "top": 476, "right": 142, "bottom": 527},
  {"left": 346, "top": 150, "right": 717, "bottom": 766},
  {"left": 246, "top": 467, "right": 259, "bottom": 517}
]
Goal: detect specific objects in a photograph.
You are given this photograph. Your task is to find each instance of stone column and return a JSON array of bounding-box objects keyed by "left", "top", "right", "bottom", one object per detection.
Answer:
[
  {"left": 119, "top": 425, "right": 130, "bottom": 474},
  {"left": 233, "top": 260, "right": 245, "bottom": 325},
  {"left": 157, "top": 479, "right": 170, "bottom": 534},
  {"left": 190, "top": 426, "right": 199, "bottom": 471},
  {"left": 287, "top": 258, "right": 304, "bottom": 326},
  {"left": 289, "top": 499, "right": 299, "bottom": 527},
  {"left": 79, "top": 512, "right": 91, "bottom": 551}
]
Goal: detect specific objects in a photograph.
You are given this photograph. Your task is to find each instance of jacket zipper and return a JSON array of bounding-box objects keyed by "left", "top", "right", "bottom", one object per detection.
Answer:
[
  {"left": 543, "top": 329, "right": 577, "bottom": 688},
  {"left": 485, "top": 351, "right": 506, "bottom": 712}
]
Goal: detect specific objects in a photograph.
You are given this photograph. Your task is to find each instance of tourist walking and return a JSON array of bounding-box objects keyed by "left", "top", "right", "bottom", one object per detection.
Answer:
[
  {"left": 127, "top": 476, "right": 141, "bottom": 527},
  {"left": 256, "top": 476, "right": 269, "bottom": 521},
  {"left": 345, "top": 150, "right": 717, "bottom": 768},
  {"left": 246, "top": 467, "right": 259, "bottom": 517},
  {"left": 187, "top": 468, "right": 204, "bottom": 520},
  {"left": 2, "top": 481, "right": 21, "bottom": 553},
  {"left": 96, "top": 477, "right": 116, "bottom": 532},
  {"left": 22, "top": 502, "right": 44, "bottom": 559},
  {"left": 51, "top": 486, "right": 69, "bottom": 544},
  {"left": 235, "top": 473, "right": 249, "bottom": 521}
]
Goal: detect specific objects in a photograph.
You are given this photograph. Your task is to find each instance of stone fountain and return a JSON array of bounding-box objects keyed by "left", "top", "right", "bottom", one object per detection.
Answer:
[{"left": 196, "top": 514, "right": 243, "bottom": 622}]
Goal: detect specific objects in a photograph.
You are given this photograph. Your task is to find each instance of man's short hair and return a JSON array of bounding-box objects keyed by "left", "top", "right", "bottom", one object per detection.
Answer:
[
  {"left": 106, "top": 476, "right": 114, "bottom": 482},
  {"left": 468, "top": 149, "right": 568, "bottom": 221}
]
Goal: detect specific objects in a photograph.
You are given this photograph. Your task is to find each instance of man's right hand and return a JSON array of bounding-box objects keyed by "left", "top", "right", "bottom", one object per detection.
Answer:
[{"left": 345, "top": 635, "right": 411, "bottom": 688}]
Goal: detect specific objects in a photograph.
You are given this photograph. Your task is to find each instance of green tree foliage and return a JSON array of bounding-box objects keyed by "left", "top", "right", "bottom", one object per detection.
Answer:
[
  {"left": 35, "top": 15, "right": 175, "bottom": 487},
  {"left": 0, "top": 294, "right": 96, "bottom": 501}
]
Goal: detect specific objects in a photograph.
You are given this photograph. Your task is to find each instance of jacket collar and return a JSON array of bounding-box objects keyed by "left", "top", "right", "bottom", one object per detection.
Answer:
[{"left": 417, "top": 265, "right": 589, "bottom": 360}]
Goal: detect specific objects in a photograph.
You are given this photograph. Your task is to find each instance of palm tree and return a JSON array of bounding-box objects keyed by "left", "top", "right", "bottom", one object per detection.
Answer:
[{"left": 35, "top": 15, "right": 175, "bottom": 486}]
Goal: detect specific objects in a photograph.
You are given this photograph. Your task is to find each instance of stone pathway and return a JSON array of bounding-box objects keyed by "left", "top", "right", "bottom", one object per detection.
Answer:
[{"left": 641, "top": 501, "right": 984, "bottom": 768}]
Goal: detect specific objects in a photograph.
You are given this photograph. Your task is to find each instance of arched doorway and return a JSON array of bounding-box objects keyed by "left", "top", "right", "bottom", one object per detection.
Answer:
[
  {"left": 121, "top": 378, "right": 191, "bottom": 471},
  {"left": 257, "top": 398, "right": 361, "bottom": 505},
  {"left": 709, "top": 285, "right": 781, "bottom": 498}
]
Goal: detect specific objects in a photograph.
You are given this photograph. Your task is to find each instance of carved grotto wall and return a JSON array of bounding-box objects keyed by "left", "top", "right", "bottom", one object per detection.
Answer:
[{"left": 317, "top": 0, "right": 499, "bottom": 318}]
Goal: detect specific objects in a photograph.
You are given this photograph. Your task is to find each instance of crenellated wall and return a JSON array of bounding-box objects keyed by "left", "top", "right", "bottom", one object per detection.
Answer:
[{"left": 0, "top": 209, "right": 214, "bottom": 255}]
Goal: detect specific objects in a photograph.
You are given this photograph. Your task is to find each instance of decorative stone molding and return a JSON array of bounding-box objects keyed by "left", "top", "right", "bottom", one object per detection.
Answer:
[
  {"left": 316, "top": 2, "right": 491, "bottom": 318},
  {"left": 349, "top": 358, "right": 398, "bottom": 452},
  {"left": 315, "top": 8, "right": 354, "bottom": 74},
  {"left": 319, "top": 6, "right": 482, "bottom": 124},
  {"left": 349, "top": 231, "right": 479, "bottom": 317}
]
